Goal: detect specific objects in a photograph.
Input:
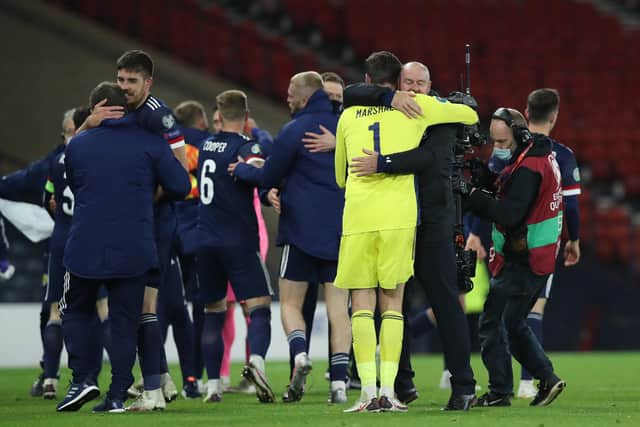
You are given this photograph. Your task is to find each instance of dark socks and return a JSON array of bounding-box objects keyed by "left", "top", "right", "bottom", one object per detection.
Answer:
[
  {"left": 247, "top": 306, "right": 271, "bottom": 358},
  {"left": 43, "top": 321, "right": 63, "bottom": 379},
  {"left": 138, "top": 313, "right": 162, "bottom": 390},
  {"left": 172, "top": 305, "right": 196, "bottom": 381},
  {"left": 192, "top": 301, "right": 205, "bottom": 379},
  {"left": 287, "top": 329, "right": 307, "bottom": 359},
  {"left": 330, "top": 352, "right": 349, "bottom": 382},
  {"left": 202, "top": 311, "right": 226, "bottom": 380},
  {"left": 522, "top": 312, "right": 543, "bottom": 380}
]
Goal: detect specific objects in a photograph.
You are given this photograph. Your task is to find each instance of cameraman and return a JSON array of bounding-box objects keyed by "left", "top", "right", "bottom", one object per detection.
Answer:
[
  {"left": 345, "top": 61, "right": 477, "bottom": 411},
  {"left": 517, "top": 88, "right": 581, "bottom": 398},
  {"left": 460, "top": 108, "right": 565, "bottom": 407}
]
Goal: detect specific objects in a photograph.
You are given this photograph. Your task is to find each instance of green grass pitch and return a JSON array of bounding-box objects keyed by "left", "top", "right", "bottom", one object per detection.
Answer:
[{"left": 0, "top": 353, "right": 637, "bottom": 426}]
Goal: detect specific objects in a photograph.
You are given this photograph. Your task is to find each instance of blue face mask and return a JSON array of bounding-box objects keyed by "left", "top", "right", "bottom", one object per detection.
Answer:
[{"left": 492, "top": 147, "right": 512, "bottom": 161}]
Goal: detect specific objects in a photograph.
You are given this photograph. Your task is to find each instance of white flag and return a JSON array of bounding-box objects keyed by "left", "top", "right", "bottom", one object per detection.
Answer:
[{"left": 0, "top": 198, "right": 54, "bottom": 243}]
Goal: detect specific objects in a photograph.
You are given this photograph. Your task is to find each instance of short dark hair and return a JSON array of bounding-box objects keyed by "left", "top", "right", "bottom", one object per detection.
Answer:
[
  {"left": 364, "top": 51, "right": 402, "bottom": 85},
  {"left": 174, "top": 101, "right": 206, "bottom": 128},
  {"left": 216, "top": 90, "right": 248, "bottom": 122},
  {"left": 89, "top": 81, "right": 127, "bottom": 110},
  {"left": 116, "top": 50, "right": 154, "bottom": 78},
  {"left": 527, "top": 88, "right": 560, "bottom": 124},
  {"left": 322, "top": 71, "right": 345, "bottom": 88},
  {"left": 72, "top": 106, "right": 91, "bottom": 129}
]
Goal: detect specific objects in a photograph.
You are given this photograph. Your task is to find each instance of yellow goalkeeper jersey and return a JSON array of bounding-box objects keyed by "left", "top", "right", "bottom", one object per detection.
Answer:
[{"left": 335, "top": 94, "right": 478, "bottom": 235}]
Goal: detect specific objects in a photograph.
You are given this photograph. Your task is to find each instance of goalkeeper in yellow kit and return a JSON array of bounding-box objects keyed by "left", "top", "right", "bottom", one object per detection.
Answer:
[{"left": 334, "top": 51, "right": 478, "bottom": 413}]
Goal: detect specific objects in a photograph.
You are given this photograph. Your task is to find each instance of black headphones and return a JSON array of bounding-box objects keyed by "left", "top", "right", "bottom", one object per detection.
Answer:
[{"left": 492, "top": 107, "right": 532, "bottom": 146}]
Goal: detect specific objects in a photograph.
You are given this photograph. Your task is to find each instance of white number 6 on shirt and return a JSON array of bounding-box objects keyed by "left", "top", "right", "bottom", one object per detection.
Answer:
[{"left": 200, "top": 159, "right": 216, "bottom": 205}]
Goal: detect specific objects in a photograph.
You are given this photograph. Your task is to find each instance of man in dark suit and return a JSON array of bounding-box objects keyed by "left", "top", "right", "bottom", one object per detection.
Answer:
[{"left": 56, "top": 82, "right": 190, "bottom": 413}]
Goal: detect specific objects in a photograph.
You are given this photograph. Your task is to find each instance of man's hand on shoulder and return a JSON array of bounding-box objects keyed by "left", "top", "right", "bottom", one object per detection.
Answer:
[
  {"left": 79, "top": 98, "right": 125, "bottom": 131},
  {"left": 302, "top": 125, "right": 336, "bottom": 152},
  {"left": 391, "top": 91, "right": 422, "bottom": 118},
  {"left": 227, "top": 156, "right": 246, "bottom": 176},
  {"left": 350, "top": 148, "right": 380, "bottom": 177}
]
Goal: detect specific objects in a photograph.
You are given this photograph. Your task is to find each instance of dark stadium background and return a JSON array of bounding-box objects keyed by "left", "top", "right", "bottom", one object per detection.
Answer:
[{"left": 1, "top": 0, "right": 639, "bottom": 351}]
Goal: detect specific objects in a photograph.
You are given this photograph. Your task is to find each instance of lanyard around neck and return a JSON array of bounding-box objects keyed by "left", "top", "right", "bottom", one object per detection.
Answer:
[{"left": 497, "top": 142, "right": 534, "bottom": 193}]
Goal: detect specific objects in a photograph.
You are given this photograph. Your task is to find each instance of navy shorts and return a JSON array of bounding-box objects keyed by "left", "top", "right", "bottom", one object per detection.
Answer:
[
  {"left": 538, "top": 273, "right": 554, "bottom": 299},
  {"left": 279, "top": 244, "right": 337, "bottom": 284},
  {"left": 45, "top": 241, "right": 65, "bottom": 304},
  {"left": 197, "top": 246, "right": 272, "bottom": 305}
]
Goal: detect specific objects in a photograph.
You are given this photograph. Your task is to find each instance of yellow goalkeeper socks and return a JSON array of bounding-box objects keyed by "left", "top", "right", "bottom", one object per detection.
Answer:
[
  {"left": 351, "top": 310, "right": 376, "bottom": 396},
  {"left": 379, "top": 310, "right": 404, "bottom": 394}
]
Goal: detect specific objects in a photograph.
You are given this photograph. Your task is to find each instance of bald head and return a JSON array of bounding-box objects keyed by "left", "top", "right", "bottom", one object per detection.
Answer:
[
  {"left": 291, "top": 71, "right": 324, "bottom": 95},
  {"left": 400, "top": 62, "right": 431, "bottom": 94},
  {"left": 495, "top": 108, "right": 527, "bottom": 128},
  {"left": 490, "top": 108, "right": 528, "bottom": 154},
  {"left": 287, "top": 71, "right": 324, "bottom": 114}
]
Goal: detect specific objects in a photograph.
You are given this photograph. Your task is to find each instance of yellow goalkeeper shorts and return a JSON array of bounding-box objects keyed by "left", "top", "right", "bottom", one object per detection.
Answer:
[{"left": 334, "top": 227, "right": 415, "bottom": 289}]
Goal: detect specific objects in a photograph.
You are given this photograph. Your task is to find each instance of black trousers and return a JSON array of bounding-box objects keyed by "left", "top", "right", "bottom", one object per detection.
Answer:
[
  {"left": 479, "top": 262, "right": 553, "bottom": 396},
  {"left": 397, "top": 231, "right": 476, "bottom": 395},
  {"left": 395, "top": 283, "right": 415, "bottom": 390},
  {"left": 61, "top": 272, "right": 146, "bottom": 400}
]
